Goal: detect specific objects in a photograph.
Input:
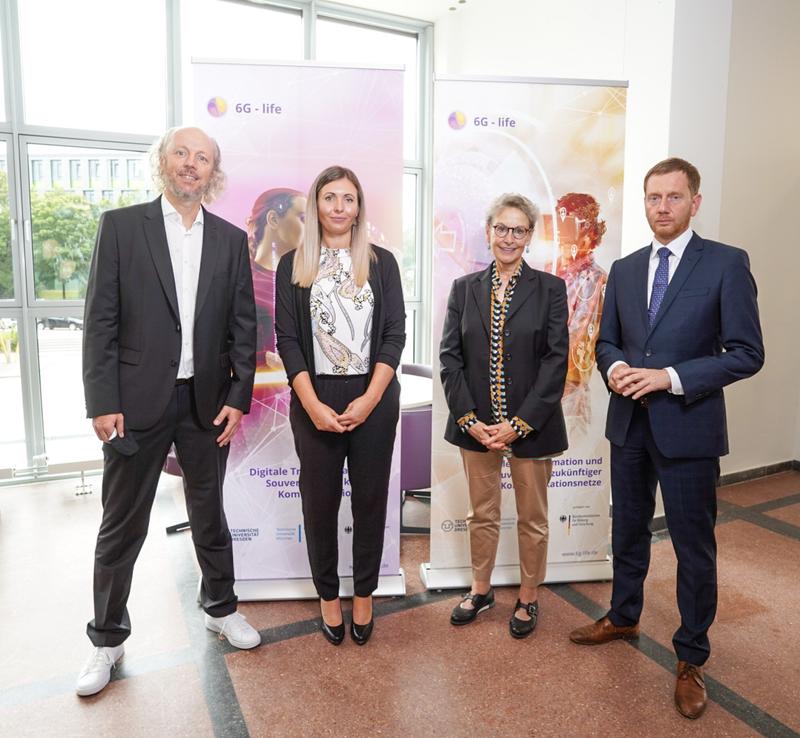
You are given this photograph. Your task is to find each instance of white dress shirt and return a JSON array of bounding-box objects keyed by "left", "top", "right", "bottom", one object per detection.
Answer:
[
  {"left": 607, "top": 228, "right": 694, "bottom": 395},
  {"left": 161, "top": 196, "right": 203, "bottom": 379}
]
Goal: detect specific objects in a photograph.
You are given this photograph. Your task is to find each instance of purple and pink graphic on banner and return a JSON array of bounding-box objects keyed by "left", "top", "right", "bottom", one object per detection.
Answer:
[{"left": 194, "top": 61, "right": 404, "bottom": 596}]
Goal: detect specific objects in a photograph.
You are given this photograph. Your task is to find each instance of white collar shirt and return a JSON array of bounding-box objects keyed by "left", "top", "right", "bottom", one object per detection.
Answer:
[
  {"left": 161, "top": 196, "right": 204, "bottom": 379},
  {"left": 646, "top": 227, "right": 694, "bottom": 301}
]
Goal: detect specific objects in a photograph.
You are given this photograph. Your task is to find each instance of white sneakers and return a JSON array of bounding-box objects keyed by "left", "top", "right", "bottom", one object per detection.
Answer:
[
  {"left": 204, "top": 611, "right": 261, "bottom": 649},
  {"left": 75, "top": 644, "right": 125, "bottom": 697},
  {"left": 76, "top": 611, "right": 259, "bottom": 697}
]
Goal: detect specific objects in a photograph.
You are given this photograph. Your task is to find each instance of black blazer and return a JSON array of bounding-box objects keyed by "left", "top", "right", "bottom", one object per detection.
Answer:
[
  {"left": 597, "top": 234, "right": 764, "bottom": 458},
  {"left": 274, "top": 245, "right": 406, "bottom": 387},
  {"left": 440, "top": 261, "right": 569, "bottom": 458},
  {"left": 83, "top": 197, "right": 257, "bottom": 430}
]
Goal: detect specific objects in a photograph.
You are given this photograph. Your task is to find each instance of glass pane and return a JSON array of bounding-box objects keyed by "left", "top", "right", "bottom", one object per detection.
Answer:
[
  {"left": 181, "top": 0, "right": 304, "bottom": 124},
  {"left": 316, "top": 18, "right": 418, "bottom": 160},
  {"left": 28, "top": 144, "right": 154, "bottom": 301},
  {"left": 19, "top": 0, "right": 166, "bottom": 133},
  {"left": 0, "top": 318, "right": 25, "bottom": 470},
  {"left": 0, "top": 141, "right": 12, "bottom": 300},
  {"left": 0, "top": 29, "right": 5, "bottom": 120},
  {"left": 402, "top": 171, "right": 418, "bottom": 297},
  {"left": 36, "top": 314, "right": 98, "bottom": 464},
  {"left": 401, "top": 307, "right": 416, "bottom": 366}
]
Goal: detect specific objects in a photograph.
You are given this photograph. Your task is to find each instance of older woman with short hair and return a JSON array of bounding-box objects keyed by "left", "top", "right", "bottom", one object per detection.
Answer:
[{"left": 440, "top": 193, "right": 569, "bottom": 638}]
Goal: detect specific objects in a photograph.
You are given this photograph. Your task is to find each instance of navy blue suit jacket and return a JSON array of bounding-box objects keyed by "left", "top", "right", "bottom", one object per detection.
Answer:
[{"left": 596, "top": 233, "right": 764, "bottom": 459}]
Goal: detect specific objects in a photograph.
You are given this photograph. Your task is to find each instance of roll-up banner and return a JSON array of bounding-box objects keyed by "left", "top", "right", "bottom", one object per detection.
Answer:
[
  {"left": 193, "top": 60, "right": 405, "bottom": 599},
  {"left": 424, "top": 76, "right": 626, "bottom": 588}
]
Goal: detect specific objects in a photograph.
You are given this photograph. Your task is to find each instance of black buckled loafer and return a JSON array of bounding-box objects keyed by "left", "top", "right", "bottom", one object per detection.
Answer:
[
  {"left": 450, "top": 589, "right": 495, "bottom": 625},
  {"left": 509, "top": 600, "right": 538, "bottom": 639}
]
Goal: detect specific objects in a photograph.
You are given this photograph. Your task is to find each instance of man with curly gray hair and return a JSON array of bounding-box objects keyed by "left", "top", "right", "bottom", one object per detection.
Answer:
[{"left": 77, "top": 126, "right": 259, "bottom": 697}]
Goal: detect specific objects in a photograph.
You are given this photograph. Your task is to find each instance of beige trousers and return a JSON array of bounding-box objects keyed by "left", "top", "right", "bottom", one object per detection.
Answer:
[{"left": 460, "top": 449, "right": 552, "bottom": 588}]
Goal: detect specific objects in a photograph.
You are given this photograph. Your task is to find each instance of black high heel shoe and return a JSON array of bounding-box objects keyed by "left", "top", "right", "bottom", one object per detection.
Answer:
[
  {"left": 319, "top": 600, "right": 345, "bottom": 646},
  {"left": 350, "top": 617, "right": 374, "bottom": 645},
  {"left": 350, "top": 596, "right": 374, "bottom": 645}
]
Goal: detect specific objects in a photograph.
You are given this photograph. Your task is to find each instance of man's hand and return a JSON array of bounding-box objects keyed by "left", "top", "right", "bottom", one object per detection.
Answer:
[
  {"left": 213, "top": 405, "right": 244, "bottom": 446},
  {"left": 483, "top": 420, "right": 518, "bottom": 451},
  {"left": 612, "top": 366, "right": 671, "bottom": 399},
  {"left": 92, "top": 413, "right": 125, "bottom": 442},
  {"left": 338, "top": 394, "right": 378, "bottom": 432}
]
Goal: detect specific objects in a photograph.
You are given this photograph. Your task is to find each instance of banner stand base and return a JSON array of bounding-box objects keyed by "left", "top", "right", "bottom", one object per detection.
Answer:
[
  {"left": 419, "top": 560, "right": 612, "bottom": 590},
  {"left": 231, "top": 569, "right": 406, "bottom": 601}
]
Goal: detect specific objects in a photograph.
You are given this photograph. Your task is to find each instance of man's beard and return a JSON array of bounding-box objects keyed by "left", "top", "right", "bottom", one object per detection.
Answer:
[{"left": 166, "top": 168, "right": 210, "bottom": 203}]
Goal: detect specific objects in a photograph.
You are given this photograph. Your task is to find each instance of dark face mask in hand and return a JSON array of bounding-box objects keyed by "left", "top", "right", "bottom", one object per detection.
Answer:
[{"left": 105, "top": 433, "right": 139, "bottom": 456}]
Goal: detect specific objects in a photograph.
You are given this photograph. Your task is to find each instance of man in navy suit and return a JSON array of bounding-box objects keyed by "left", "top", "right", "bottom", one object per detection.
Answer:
[{"left": 568, "top": 158, "right": 764, "bottom": 719}]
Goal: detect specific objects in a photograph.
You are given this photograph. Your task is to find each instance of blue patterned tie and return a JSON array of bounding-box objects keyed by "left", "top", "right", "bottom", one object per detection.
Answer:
[{"left": 648, "top": 247, "right": 671, "bottom": 325}]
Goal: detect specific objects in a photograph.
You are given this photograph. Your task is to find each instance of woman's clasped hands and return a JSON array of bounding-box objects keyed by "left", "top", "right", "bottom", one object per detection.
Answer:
[
  {"left": 467, "top": 419, "right": 518, "bottom": 451},
  {"left": 308, "top": 394, "right": 378, "bottom": 433}
]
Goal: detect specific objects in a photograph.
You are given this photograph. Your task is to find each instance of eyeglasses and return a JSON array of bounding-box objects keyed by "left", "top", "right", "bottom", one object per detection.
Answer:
[{"left": 491, "top": 223, "right": 531, "bottom": 240}]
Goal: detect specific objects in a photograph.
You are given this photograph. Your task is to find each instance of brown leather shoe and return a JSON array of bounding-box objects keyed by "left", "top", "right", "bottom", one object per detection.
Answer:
[
  {"left": 675, "top": 661, "right": 707, "bottom": 719},
  {"left": 569, "top": 616, "right": 640, "bottom": 645}
]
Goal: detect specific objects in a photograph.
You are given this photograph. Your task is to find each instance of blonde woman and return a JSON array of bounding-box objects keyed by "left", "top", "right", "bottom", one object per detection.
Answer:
[{"left": 275, "top": 165, "right": 405, "bottom": 646}]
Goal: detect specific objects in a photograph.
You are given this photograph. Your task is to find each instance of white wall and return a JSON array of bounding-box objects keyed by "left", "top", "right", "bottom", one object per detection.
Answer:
[
  {"left": 717, "top": 0, "right": 800, "bottom": 472},
  {"left": 433, "top": 0, "right": 800, "bottom": 472},
  {"left": 668, "top": 0, "right": 732, "bottom": 239}
]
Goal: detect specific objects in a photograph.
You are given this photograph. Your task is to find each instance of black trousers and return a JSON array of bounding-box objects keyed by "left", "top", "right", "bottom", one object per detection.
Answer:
[
  {"left": 290, "top": 374, "right": 400, "bottom": 600},
  {"left": 87, "top": 382, "right": 237, "bottom": 647},
  {"left": 609, "top": 403, "right": 719, "bottom": 666}
]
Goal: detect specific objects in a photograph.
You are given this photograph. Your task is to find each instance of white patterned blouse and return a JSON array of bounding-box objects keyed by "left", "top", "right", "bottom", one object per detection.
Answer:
[{"left": 310, "top": 246, "right": 374, "bottom": 375}]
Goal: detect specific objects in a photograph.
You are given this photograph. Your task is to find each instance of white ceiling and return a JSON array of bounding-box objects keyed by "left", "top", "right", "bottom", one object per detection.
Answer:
[{"left": 331, "top": 0, "right": 469, "bottom": 23}]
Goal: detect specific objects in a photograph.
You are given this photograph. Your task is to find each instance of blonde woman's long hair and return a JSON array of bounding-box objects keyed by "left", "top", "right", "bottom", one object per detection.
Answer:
[{"left": 292, "top": 165, "right": 374, "bottom": 288}]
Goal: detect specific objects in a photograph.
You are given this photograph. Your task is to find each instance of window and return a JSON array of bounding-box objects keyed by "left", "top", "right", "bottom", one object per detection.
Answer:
[
  {"left": 0, "top": 29, "right": 5, "bottom": 121},
  {"left": 316, "top": 18, "right": 420, "bottom": 160},
  {"left": 126, "top": 159, "right": 143, "bottom": 186},
  {"left": 36, "top": 313, "right": 97, "bottom": 465},
  {"left": 31, "top": 160, "right": 43, "bottom": 185},
  {"left": 0, "top": 141, "right": 12, "bottom": 301},
  {"left": 29, "top": 145, "right": 151, "bottom": 302},
  {"left": 2, "top": 0, "right": 431, "bottom": 475},
  {"left": 18, "top": 0, "right": 167, "bottom": 133},
  {"left": 0, "top": 318, "right": 26, "bottom": 471},
  {"left": 88, "top": 160, "right": 101, "bottom": 186},
  {"left": 68, "top": 160, "right": 82, "bottom": 188}
]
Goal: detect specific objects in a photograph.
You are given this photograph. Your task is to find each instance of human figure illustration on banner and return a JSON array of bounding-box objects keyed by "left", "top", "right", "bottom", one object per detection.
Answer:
[
  {"left": 546, "top": 192, "right": 609, "bottom": 437},
  {"left": 246, "top": 187, "right": 307, "bottom": 372}
]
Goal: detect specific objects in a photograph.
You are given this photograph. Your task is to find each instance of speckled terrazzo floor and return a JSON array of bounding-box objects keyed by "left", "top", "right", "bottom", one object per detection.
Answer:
[{"left": 1, "top": 471, "right": 798, "bottom": 737}]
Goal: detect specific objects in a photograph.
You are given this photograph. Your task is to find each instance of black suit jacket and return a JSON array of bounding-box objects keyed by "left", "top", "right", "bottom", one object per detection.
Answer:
[
  {"left": 83, "top": 197, "right": 256, "bottom": 430},
  {"left": 596, "top": 233, "right": 764, "bottom": 458},
  {"left": 440, "top": 261, "right": 569, "bottom": 458},
  {"left": 274, "top": 245, "right": 406, "bottom": 386}
]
